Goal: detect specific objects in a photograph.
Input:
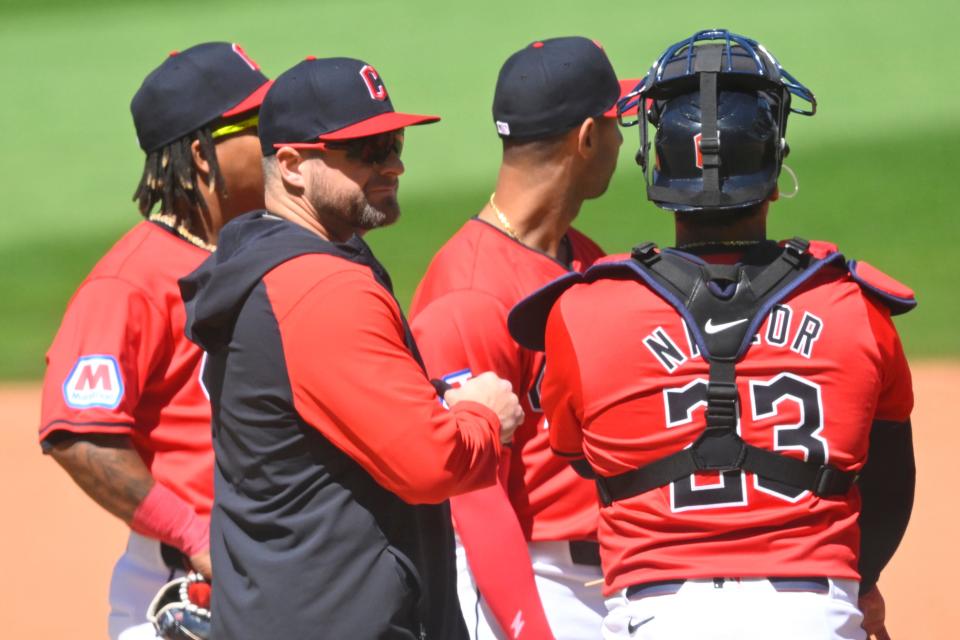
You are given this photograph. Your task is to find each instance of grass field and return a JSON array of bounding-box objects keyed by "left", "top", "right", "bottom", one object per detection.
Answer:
[{"left": 1, "top": 0, "right": 957, "bottom": 378}]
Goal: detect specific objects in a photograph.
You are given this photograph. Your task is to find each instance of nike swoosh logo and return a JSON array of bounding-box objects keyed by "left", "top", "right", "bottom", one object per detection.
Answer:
[
  {"left": 627, "top": 616, "right": 655, "bottom": 634},
  {"left": 704, "top": 318, "right": 748, "bottom": 334}
]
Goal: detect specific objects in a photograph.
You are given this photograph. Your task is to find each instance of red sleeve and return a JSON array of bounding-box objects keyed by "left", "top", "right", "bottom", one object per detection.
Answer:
[
  {"left": 411, "top": 289, "right": 523, "bottom": 389},
  {"left": 865, "top": 296, "right": 913, "bottom": 422},
  {"left": 40, "top": 277, "right": 167, "bottom": 444},
  {"left": 276, "top": 272, "right": 501, "bottom": 504},
  {"left": 543, "top": 296, "right": 586, "bottom": 457},
  {"left": 451, "top": 482, "right": 555, "bottom": 640},
  {"left": 412, "top": 290, "right": 554, "bottom": 639}
]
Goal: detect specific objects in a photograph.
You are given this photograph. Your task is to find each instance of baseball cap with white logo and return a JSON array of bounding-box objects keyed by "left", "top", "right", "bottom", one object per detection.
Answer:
[
  {"left": 258, "top": 57, "right": 440, "bottom": 156},
  {"left": 492, "top": 36, "right": 639, "bottom": 140}
]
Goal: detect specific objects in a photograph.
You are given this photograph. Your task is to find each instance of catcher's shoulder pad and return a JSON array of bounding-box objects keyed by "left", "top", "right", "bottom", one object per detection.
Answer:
[
  {"left": 847, "top": 259, "right": 916, "bottom": 315},
  {"left": 508, "top": 252, "right": 638, "bottom": 351},
  {"left": 796, "top": 239, "right": 915, "bottom": 315},
  {"left": 509, "top": 271, "right": 585, "bottom": 351}
]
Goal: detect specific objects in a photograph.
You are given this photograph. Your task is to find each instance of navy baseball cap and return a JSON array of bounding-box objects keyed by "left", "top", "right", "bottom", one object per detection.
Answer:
[
  {"left": 131, "top": 42, "right": 272, "bottom": 153},
  {"left": 493, "top": 37, "right": 639, "bottom": 140},
  {"left": 259, "top": 57, "right": 440, "bottom": 156}
]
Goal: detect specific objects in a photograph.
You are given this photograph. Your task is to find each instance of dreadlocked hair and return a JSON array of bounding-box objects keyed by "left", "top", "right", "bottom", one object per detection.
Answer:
[{"left": 132, "top": 126, "right": 226, "bottom": 226}]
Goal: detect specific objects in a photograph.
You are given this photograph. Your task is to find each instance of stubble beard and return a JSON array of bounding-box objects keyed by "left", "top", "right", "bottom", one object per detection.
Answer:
[
  {"left": 305, "top": 164, "right": 400, "bottom": 233},
  {"left": 352, "top": 193, "right": 400, "bottom": 230}
]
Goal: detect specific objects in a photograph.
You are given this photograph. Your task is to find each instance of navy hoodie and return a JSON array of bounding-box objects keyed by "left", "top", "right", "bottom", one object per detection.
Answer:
[{"left": 180, "top": 211, "right": 469, "bottom": 640}]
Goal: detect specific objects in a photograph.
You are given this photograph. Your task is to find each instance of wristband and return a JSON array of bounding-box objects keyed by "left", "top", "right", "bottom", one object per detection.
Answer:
[{"left": 131, "top": 482, "right": 210, "bottom": 557}]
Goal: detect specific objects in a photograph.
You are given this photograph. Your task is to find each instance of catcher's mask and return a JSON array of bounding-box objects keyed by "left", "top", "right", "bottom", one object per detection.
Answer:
[{"left": 617, "top": 29, "right": 816, "bottom": 212}]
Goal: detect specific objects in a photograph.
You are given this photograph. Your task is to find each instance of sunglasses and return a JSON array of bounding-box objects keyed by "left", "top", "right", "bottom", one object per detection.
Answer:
[
  {"left": 323, "top": 131, "right": 404, "bottom": 165},
  {"left": 211, "top": 114, "right": 259, "bottom": 140}
]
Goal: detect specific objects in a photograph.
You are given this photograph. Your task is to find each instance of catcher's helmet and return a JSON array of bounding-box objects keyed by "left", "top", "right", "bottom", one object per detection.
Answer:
[{"left": 618, "top": 29, "right": 816, "bottom": 212}]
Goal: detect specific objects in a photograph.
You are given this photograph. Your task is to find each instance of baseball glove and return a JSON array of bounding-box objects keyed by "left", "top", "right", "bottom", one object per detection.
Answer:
[{"left": 147, "top": 572, "right": 212, "bottom": 640}]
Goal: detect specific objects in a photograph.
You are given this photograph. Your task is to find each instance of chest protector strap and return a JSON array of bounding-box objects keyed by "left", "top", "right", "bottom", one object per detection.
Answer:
[{"left": 594, "top": 238, "right": 858, "bottom": 507}]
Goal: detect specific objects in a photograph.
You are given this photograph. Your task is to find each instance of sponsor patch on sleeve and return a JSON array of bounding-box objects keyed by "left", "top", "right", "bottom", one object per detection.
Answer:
[{"left": 62, "top": 355, "right": 124, "bottom": 409}]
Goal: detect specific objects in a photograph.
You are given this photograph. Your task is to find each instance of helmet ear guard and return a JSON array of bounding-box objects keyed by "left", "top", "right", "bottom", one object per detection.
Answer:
[{"left": 618, "top": 29, "right": 816, "bottom": 212}]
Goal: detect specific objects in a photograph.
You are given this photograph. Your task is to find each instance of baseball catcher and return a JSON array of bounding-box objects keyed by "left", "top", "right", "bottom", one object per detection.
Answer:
[{"left": 509, "top": 29, "right": 915, "bottom": 640}]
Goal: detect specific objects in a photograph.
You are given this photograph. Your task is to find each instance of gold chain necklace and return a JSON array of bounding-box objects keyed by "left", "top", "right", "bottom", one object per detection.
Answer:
[
  {"left": 676, "top": 239, "right": 765, "bottom": 250},
  {"left": 489, "top": 193, "right": 522, "bottom": 242},
  {"left": 148, "top": 212, "right": 215, "bottom": 252}
]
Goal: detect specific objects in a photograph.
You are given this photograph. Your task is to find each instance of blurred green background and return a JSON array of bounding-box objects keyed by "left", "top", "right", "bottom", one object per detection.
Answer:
[{"left": 1, "top": 0, "right": 957, "bottom": 379}]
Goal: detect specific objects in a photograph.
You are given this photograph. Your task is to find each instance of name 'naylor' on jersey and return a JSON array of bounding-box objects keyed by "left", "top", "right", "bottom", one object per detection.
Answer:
[{"left": 643, "top": 303, "right": 824, "bottom": 373}]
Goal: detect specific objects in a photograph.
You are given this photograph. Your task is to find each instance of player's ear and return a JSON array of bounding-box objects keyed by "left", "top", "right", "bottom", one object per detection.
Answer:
[
  {"left": 576, "top": 117, "right": 598, "bottom": 158},
  {"left": 275, "top": 147, "right": 308, "bottom": 192},
  {"left": 190, "top": 139, "right": 212, "bottom": 182}
]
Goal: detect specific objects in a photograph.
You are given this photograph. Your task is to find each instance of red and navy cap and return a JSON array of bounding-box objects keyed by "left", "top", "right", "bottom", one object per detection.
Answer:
[
  {"left": 492, "top": 37, "right": 639, "bottom": 140},
  {"left": 258, "top": 57, "right": 440, "bottom": 156},
  {"left": 131, "top": 42, "right": 272, "bottom": 153}
]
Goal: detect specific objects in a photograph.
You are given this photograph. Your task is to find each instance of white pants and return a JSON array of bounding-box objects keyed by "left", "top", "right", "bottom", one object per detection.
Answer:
[
  {"left": 457, "top": 538, "right": 606, "bottom": 640},
  {"left": 108, "top": 532, "right": 184, "bottom": 640},
  {"left": 602, "top": 577, "right": 866, "bottom": 640}
]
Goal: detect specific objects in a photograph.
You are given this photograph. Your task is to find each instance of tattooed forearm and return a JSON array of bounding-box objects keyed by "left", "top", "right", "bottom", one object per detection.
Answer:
[{"left": 49, "top": 434, "right": 154, "bottom": 524}]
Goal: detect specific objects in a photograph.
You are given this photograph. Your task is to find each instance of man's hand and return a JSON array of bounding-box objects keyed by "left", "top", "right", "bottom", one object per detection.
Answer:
[
  {"left": 445, "top": 371, "right": 524, "bottom": 443},
  {"left": 189, "top": 551, "right": 213, "bottom": 580},
  {"left": 860, "top": 585, "right": 891, "bottom": 640}
]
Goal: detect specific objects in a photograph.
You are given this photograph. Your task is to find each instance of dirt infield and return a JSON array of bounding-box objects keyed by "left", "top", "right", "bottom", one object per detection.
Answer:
[{"left": 3, "top": 363, "right": 957, "bottom": 638}]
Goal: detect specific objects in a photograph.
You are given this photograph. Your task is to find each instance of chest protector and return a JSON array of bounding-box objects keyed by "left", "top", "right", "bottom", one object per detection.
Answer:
[{"left": 508, "top": 238, "right": 916, "bottom": 507}]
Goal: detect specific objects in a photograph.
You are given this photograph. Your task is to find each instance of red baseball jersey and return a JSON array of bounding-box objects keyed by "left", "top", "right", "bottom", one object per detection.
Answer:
[
  {"left": 40, "top": 221, "right": 214, "bottom": 515},
  {"left": 542, "top": 247, "right": 913, "bottom": 594},
  {"left": 410, "top": 218, "right": 605, "bottom": 540}
]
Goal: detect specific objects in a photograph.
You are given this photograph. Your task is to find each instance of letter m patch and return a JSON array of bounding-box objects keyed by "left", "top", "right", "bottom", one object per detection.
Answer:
[{"left": 63, "top": 355, "right": 124, "bottom": 409}]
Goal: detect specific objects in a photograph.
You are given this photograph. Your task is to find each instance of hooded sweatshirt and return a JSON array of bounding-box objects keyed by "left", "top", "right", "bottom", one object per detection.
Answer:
[{"left": 180, "top": 211, "right": 501, "bottom": 639}]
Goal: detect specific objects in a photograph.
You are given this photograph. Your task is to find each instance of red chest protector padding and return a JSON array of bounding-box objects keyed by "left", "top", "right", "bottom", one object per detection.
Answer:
[{"left": 508, "top": 238, "right": 915, "bottom": 506}]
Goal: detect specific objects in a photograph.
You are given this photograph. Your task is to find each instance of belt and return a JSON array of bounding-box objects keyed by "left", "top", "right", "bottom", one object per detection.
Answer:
[
  {"left": 568, "top": 540, "right": 601, "bottom": 566},
  {"left": 626, "top": 576, "right": 829, "bottom": 599}
]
